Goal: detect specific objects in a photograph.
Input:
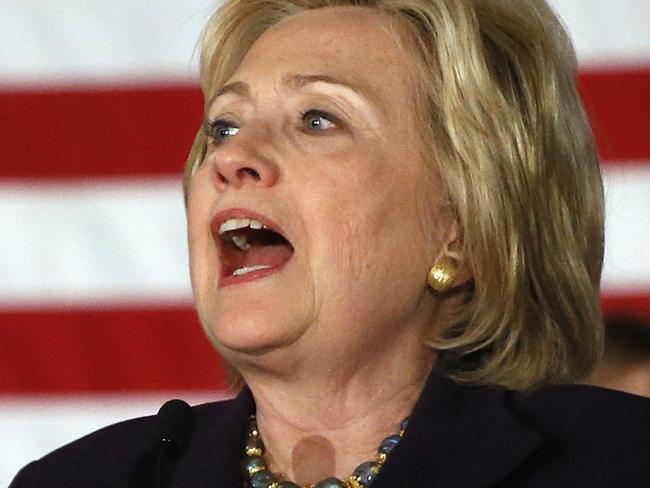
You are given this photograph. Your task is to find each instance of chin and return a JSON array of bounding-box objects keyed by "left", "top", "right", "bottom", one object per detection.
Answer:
[{"left": 200, "top": 301, "right": 306, "bottom": 358}]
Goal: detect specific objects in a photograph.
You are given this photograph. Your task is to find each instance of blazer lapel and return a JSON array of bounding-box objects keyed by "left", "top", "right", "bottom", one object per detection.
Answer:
[
  {"left": 99, "top": 389, "right": 255, "bottom": 488},
  {"left": 375, "top": 368, "right": 543, "bottom": 488}
]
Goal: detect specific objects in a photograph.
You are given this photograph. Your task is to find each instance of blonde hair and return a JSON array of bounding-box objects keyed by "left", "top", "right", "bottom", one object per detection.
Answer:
[{"left": 185, "top": 0, "right": 605, "bottom": 390}]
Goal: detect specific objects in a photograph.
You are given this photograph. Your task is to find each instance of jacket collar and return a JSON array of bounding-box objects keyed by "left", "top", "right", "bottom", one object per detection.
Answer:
[
  {"left": 112, "top": 365, "right": 542, "bottom": 487},
  {"left": 375, "top": 366, "right": 543, "bottom": 487}
]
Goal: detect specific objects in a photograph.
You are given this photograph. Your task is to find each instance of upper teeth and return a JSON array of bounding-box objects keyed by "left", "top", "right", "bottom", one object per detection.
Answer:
[{"left": 218, "top": 218, "right": 266, "bottom": 235}]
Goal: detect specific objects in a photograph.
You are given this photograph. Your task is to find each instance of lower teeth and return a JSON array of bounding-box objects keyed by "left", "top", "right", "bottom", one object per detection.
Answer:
[{"left": 232, "top": 265, "right": 273, "bottom": 276}]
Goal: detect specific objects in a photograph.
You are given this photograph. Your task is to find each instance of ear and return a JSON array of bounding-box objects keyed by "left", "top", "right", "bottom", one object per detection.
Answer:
[{"left": 436, "top": 217, "right": 473, "bottom": 288}]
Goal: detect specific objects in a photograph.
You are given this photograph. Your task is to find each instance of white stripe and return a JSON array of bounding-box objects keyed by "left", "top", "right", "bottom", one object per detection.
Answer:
[
  {"left": 1, "top": 167, "right": 649, "bottom": 308},
  {"left": 0, "top": 177, "right": 192, "bottom": 308},
  {"left": 0, "top": 0, "right": 218, "bottom": 86},
  {"left": 548, "top": 0, "right": 650, "bottom": 67},
  {"left": 1, "top": 0, "right": 649, "bottom": 86},
  {"left": 602, "top": 164, "right": 650, "bottom": 293},
  {"left": 0, "top": 392, "right": 228, "bottom": 487}
]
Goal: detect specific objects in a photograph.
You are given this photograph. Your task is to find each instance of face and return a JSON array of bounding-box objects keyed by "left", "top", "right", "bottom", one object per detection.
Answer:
[{"left": 187, "top": 7, "right": 454, "bottom": 373}]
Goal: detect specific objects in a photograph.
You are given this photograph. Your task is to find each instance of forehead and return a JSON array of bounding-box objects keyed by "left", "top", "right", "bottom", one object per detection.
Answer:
[{"left": 229, "top": 7, "right": 416, "bottom": 107}]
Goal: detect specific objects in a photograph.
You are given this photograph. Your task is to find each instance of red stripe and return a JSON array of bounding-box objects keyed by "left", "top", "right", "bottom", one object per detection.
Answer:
[
  {"left": 0, "top": 294, "right": 647, "bottom": 394},
  {"left": 0, "top": 307, "right": 227, "bottom": 394},
  {"left": 579, "top": 67, "right": 650, "bottom": 163},
  {"left": 0, "top": 85, "right": 203, "bottom": 179},
  {"left": 0, "top": 68, "right": 648, "bottom": 179},
  {"left": 601, "top": 292, "right": 650, "bottom": 321}
]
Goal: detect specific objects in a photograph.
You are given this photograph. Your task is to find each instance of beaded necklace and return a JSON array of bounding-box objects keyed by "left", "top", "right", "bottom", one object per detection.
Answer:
[{"left": 242, "top": 415, "right": 408, "bottom": 488}]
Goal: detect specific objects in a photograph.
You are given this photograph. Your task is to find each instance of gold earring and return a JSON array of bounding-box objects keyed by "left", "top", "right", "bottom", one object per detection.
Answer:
[{"left": 427, "top": 257, "right": 458, "bottom": 292}]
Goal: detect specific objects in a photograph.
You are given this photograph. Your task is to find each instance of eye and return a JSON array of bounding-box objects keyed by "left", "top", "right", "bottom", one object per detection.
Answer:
[
  {"left": 301, "top": 110, "right": 337, "bottom": 132},
  {"left": 205, "top": 119, "right": 239, "bottom": 144}
]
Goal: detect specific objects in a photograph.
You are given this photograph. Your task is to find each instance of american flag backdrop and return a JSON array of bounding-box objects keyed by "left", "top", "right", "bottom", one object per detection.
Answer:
[{"left": 1, "top": 0, "right": 649, "bottom": 484}]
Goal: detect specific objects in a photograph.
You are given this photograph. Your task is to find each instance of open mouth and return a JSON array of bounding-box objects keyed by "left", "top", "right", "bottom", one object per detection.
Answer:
[{"left": 212, "top": 214, "right": 294, "bottom": 285}]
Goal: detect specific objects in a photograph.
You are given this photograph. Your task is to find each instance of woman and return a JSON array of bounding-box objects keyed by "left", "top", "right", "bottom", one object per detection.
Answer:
[{"left": 11, "top": 0, "right": 649, "bottom": 487}]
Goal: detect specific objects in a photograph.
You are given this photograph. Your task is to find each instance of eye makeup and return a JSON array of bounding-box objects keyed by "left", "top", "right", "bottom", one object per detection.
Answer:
[
  {"left": 203, "top": 114, "right": 242, "bottom": 147},
  {"left": 203, "top": 84, "right": 380, "bottom": 146},
  {"left": 298, "top": 109, "right": 341, "bottom": 134}
]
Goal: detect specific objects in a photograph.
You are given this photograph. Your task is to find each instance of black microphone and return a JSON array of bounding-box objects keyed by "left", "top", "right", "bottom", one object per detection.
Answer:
[{"left": 153, "top": 399, "right": 193, "bottom": 488}]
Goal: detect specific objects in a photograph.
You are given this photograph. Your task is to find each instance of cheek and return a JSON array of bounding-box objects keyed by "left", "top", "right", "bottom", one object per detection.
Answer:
[
  {"left": 302, "top": 177, "right": 423, "bottom": 289},
  {"left": 186, "top": 175, "right": 217, "bottom": 291},
  {"left": 356, "top": 173, "right": 439, "bottom": 282}
]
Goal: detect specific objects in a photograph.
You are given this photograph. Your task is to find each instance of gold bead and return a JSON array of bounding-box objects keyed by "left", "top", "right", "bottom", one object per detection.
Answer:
[
  {"left": 245, "top": 447, "right": 263, "bottom": 456},
  {"left": 375, "top": 452, "right": 387, "bottom": 465},
  {"left": 346, "top": 476, "right": 363, "bottom": 488},
  {"left": 427, "top": 257, "right": 458, "bottom": 292}
]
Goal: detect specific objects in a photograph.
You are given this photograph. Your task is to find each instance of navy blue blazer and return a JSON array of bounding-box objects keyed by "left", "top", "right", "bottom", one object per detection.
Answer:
[{"left": 10, "top": 366, "right": 650, "bottom": 487}]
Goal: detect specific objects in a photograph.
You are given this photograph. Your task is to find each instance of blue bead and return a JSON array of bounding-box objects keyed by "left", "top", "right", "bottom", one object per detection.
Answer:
[
  {"left": 313, "top": 478, "right": 346, "bottom": 488},
  {"left": 400, "top": 417, "right": 410, "bottom": 432},
  {"left": 250, "top": 469, "right": 277, "bottom": 488},
  {"left": 378, "top": 434, "right": 402, "bottom": 455},
  {"left": 353, "top": 461, "right": 381, "bottom": 485},
  {"left": 242, "top": 455, "right": 266, "bottom": 475}
]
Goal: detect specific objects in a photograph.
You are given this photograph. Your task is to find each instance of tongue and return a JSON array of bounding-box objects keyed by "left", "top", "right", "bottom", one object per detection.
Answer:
[{"left": 235, "top": 243, "right": 293, "bottom": 271}]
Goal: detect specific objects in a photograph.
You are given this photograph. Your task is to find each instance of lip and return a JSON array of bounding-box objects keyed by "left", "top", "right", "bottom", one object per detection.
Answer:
[{"left": 210, "top": 207, "right": 293, "bottom": 288}]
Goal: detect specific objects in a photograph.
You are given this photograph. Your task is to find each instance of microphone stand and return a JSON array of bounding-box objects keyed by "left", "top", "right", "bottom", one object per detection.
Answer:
[
  {"left": 155, "top": 438, "right": 174, "bottom": 488},
  {"left": 153, "top": 399, "right": 193, "bottom": 488}
]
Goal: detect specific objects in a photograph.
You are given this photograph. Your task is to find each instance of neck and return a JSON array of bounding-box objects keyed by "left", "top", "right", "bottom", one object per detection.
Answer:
[{"left": 243, "top": 340, "right": 435, "bottom": 485}]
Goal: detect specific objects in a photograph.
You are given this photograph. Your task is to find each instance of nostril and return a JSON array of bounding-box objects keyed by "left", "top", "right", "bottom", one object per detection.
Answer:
[
  {"left": 240, "top": 167, "right": 261, "bottom": 181},
  {"left": 215, "top": 167, "right": 260, "bottom": 185}
]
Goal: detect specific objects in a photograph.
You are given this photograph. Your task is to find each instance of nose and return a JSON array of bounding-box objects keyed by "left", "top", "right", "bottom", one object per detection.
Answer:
[{"left": 211, "top": 134, "right": 280, "bottom": 191}]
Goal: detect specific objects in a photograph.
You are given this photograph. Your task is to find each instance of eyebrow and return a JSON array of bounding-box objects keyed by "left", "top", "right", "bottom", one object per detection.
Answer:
[
  {"left": 210, "top": 73, "right": 377, "bottom": 108},
  {"left": 283, "top": 73, "right": 369, "bottom": 97},
  {"left": 212, "top": 81, "right": 249, "bottom": 100}
]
